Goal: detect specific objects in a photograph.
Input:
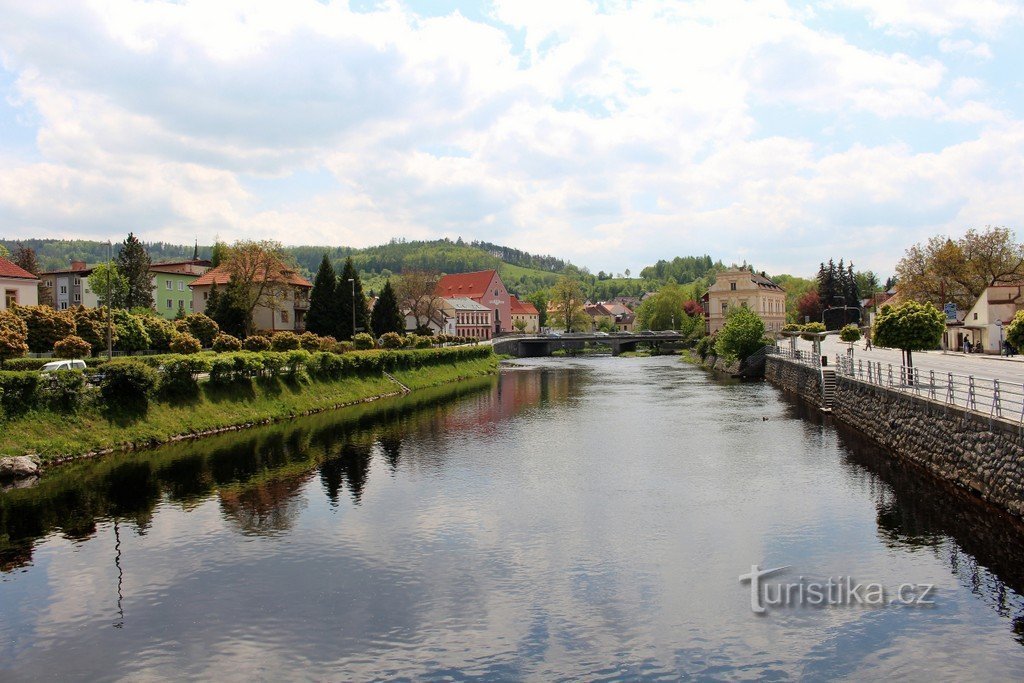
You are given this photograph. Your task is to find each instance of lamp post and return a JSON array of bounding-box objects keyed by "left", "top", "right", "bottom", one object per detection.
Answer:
[
  {"left": 106, "top": 240, "right": 113, "bottom": 360},
  {"left": 348, "top": 278, "right": 356, "bottom": 338}
]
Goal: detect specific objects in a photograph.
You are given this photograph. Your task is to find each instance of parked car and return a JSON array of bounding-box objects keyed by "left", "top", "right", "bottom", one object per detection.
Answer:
[{"left": 40, "top": 359, "right": 87, "bottom": 373}]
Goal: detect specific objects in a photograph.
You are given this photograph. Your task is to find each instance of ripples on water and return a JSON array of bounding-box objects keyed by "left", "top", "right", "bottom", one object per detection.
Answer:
[{"left": 2, "top": 356, "right": 1024, "bottom": 680}]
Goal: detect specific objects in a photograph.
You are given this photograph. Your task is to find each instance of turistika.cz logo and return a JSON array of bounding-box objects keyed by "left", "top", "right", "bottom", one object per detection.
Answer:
[{"left": 738, "top": 564, "right": 935, "bottom": 614}]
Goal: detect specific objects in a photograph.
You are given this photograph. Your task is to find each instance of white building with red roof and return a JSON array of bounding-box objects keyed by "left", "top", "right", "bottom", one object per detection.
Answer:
[
  {"left": 0, "top": 256, "right": 40, "bottom": 310},
  {"left": 190, "top": 263, "right": 312, "bottom": 333},
  {"left": 434, "top": 269, "right": 510, "bottom": 336}
]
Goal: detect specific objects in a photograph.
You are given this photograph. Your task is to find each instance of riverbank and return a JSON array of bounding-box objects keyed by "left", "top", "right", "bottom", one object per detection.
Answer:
[{"left": 0, "top": 354, "right": 498, "bottom": 465}]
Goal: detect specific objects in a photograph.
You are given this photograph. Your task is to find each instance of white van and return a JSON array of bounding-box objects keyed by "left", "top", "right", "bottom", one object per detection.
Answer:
[{"left": 40, "top": 359, "right": 87, "bottom": 373}]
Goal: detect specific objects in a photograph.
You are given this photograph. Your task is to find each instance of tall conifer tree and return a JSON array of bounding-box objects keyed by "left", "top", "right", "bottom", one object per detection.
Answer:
[
  {"left": 116, "top": 232, "right": 154, "bottom": 309},
  {"left": 305, "top": 254, "right": 337, "bottom": 336},
  {"left": 371, "top": 279, "right": 404, "bottom": 335},
  {"left": 334, "top": 257, "right": 370, "bottom": 339}
]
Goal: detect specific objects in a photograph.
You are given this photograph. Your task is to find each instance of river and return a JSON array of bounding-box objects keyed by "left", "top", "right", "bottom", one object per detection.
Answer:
[{"left": 2, "top": 356, "right": 1024, "bottom": 680}]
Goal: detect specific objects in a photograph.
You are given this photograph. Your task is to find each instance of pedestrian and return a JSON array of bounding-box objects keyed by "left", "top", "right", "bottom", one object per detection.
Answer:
[
  {"left": 965, "top": 339, "right": 972, "bottom": 354},
  {"left": 864, "top": 336, "right": 872, "bottom": 351}
]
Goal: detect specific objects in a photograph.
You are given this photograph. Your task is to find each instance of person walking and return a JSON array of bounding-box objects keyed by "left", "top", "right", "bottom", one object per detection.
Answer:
[
  {"left": 864, "top": 335, "right": 872, "bottom": 351},
  {"left": 965, "top": 339, "right": 973, "bottom": 354}
]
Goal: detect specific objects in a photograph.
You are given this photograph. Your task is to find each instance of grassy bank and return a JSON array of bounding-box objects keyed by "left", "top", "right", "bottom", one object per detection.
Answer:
[{"left": 0, "top": 354, "right": 498, "bottom": 463}]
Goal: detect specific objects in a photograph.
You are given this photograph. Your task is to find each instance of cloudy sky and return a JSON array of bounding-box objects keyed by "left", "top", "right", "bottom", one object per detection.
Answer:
[{"left": 1, "top": 0, "right": 1022, "bottom": 277}]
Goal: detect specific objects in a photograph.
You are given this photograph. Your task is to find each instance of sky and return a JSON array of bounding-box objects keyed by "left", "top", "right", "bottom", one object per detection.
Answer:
[{"left": 1, "top": 0, "right": 1023, "bottom": 278}]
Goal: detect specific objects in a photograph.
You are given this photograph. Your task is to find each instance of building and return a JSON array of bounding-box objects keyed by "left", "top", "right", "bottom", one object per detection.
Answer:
[
  {"left": 190, "top": 263, "right": 312, "bottom": 333},
  {"left": 958, "top": 284, "right": 1024, "bottom": 353},
  {"left": 404, "top": 307, "right": 455, "bottom": 336},
  {"left": 509, "top": 296, "right": 539, "bottom": 333},
  {"left": 705, "top": 269, "right": 786, "bottom": 335},
  {"left": 598, "top": 301, "right": 635, "bottom": 331},
  {"left": 0, "top": 256, "right": 40, "bottom": 310},
  {"left": 150, "top": 259, "right": 212, "bottom": 319},
  {"left": 443, "top": 297, "right": 493, "bottom": 340},
  {"left": 40, "top": 260, "right": 98, "bottom": 311},
  {"left": 434, "top": 270, "right": 510, "bottom": 336}
]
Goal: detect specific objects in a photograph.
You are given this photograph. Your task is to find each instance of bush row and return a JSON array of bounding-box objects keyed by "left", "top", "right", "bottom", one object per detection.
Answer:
[{"left": 0, "top": 346, "right": 494, "bottom": 417}]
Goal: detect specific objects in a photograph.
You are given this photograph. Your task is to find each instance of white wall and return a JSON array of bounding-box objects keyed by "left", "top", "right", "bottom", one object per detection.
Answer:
[{"left": 0, "top": 278, "right": 39, "bottom": 309}]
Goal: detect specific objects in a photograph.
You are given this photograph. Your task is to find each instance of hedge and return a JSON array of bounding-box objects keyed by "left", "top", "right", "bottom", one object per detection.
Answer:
[{"left": 0, "top": 371, "right": 42, "bottom": 415}]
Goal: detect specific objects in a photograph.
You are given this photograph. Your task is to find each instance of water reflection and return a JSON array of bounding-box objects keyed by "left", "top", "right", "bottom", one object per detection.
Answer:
[{"left": 1, "top": 359, "right": 1023, "bottom": 679}]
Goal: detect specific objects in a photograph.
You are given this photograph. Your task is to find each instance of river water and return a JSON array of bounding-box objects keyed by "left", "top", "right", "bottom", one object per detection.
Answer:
[{"left": 2, "top": 356, "right": 1024, "bottom": 680}]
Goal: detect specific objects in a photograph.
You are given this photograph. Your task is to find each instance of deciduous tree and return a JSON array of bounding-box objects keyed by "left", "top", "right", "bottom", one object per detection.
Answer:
[
  {"left": 88, "top": 263, "right": 129, "bottom": 309},
  {"left": 872, "top": 301, "right": 944, "bottom": 381},
  {"left": 714, "top": 306, "right": 766, "bottom": 360},
  {"left": 548, "top": 276, "right": 589, "bottom": 332},
  {"left": 398, "top": 269, "right": 445, "bottom": 334}
]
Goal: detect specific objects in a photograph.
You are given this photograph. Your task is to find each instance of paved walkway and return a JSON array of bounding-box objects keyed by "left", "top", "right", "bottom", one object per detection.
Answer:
[{"left": 790, "top": 335, "right": 1024, "bottom": 384}]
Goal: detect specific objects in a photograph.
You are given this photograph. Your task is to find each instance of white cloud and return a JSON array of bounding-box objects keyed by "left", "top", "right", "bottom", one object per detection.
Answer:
[
  {"left": 835, "top": 0, "right": 1023, "bottom": 37},
  {"left": 0, "top": 0, "right": 1021, "bottom": 277}
]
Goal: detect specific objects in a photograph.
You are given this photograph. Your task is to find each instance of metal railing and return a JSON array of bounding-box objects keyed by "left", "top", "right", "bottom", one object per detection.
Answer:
[
  {"left": 767, "top": 346, "right": 821, "bottom": 368},
  {"left": 834, "top": 354, "right": 1024, "bottom": 426}
]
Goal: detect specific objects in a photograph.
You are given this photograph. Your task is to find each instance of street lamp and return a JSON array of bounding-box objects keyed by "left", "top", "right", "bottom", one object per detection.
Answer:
[
  {"left": 348, "top": 278, "right": 356, "bottom": 338},
  {"left": 106, "top": 240, "right": 113, "bottom": 360}
]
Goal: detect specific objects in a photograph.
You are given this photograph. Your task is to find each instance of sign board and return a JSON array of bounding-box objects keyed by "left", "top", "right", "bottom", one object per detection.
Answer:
[
  {"left": 996, "top": 319, "right": 1003, "bottom": 327},
  {"left": 943, "top": 302, "right": 957, "bottom": 322}
]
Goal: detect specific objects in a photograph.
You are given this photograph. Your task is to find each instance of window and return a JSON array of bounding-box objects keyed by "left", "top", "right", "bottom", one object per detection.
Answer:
[
  {"left": 45, "top": 280, "right": 52, "bottom": 288},
  {"left": 166, "top": 280, "right": 172, "bottom": 290},
  {"left": 721, "top": 303, "right": 728, "bottom": 313},
  {"left": 74, "top": 293, "right": 81, "bottom": 303},
  {"left": 178, "top": 281, "right": 184, "bottom": 291},
  {"left": 4, "top": 289, "right": 16, "bottom": 308},
  {"left": 74, "top": 277, "right": 80, "bottom": 286},
  {"left": 189, "top": 300, "right": 193, "bottom": 310},
  {"left": 203, "top": 292, "right": 208, "bottom": 300},
  {"left": 973, "top": 312, "right": 978, "bottom": 320},
  {"left": 60, "top": 302, "right": 67, "bottom": 310},
  {"left": 741, "top": 301, "right": 748, "bottom": 308},
  {"left": 730, "top": 282, "right": 736, "bottom": 291},
  {"left": 167, "top": 299, "right": 173, "bottom": 309},
  {"left": 60, "top": 285, "right": 67, "bottom": 295},
  {"left": 280, "top": 309, "right": 290, "bottom": 323}
]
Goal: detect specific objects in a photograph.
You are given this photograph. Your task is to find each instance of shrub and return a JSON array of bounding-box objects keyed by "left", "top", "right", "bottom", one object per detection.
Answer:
[
  {"left": 212, "top": 333, "right": 242, "bottom": 352},
  {"left": 15, "top": 306, "right": 76, "bottom": 353},
  {"left": 0, "top": 357, "right": 48, "bottom": 371},
  {"left": 800, "top": 322, "right": 826, "bottom": 341},
  {"left": 353, "top": 333, "right": 375, "bottom": 350},
  {"left": 285, "top": 350, "right": 311, "bottom": 379},
  {"left": 1008, "top": 311, "right": 1024, "bottom": 352},
  {"left": 259, "top": 351, "right": 286, "bottom": 377},
  {"left": 695, "top": 334, "right": 715, "bottom": 360},
  {"left": 169, "top": 332, "right": 202, "bottom": 355},
  {"left": 379, "top": 332, "right": 404, "bottom": 349},
  {"left": 113, "top": 310, "right": 151, "bottom": 353},
  {"left": 271, "top": 331, "right": 301, "bottom": 351},
  {"left": 0, "top": 325, "right": 29, "bottom": 365},
  {"left": 53, "top": 335, "right": 92, "bottom": 359},
  {"left": 414, "top": 335, "right": 432, "bottom": 349},
  {"left": 71, "top": 306, "right": 115, "bottom": 354},
  {"left": 839, "top": 324, "right": 861, "bottom": 344},
  {"left": 181, "top": 313, "right": 219, "bottom": 348},
  {"left": 99, "top": 359, "right": 158, "bottom": 410},
  {"left": 317, "top": 335, "right": 337, "bottom": 351},
  {"left": 0, "top": 371, "right": 41, "bottom": 415},
  {"left": 140, "top": 315, "right": 175, "bottom": 352},
  {"left": 40, "top": 370, "right": 86, "bottom": 412},
  {"left": 333, "top": 341, "right": 354, "bottom": 354},
  {"left": 242, "top": 335, "right": 271, "bottom": 351},
  {"left": 781, "top": 323, "right": 802, "bottom": 333},
  {"left": 299, "top": 332, "right": 323, "bottom": 352},
  {"left": 160, "top": 355, "right": 212, "bottom": 397}
]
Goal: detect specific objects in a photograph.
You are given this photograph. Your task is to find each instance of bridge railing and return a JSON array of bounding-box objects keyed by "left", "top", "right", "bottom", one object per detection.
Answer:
[
  {"left": 767, "top": 345, "right": 821, "bottom": 368},
  {"left": 834, "top": 353, "right": 1024, "bottom": 428}
]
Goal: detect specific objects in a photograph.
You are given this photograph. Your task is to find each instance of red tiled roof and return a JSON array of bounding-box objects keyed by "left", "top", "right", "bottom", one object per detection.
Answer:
[
  {"left": 435, "top": 270, "right": 498, "bottom": 299},
  {"left": 510, "top": 296, "right": 538, "bottom": 315},
  {"left": 0, "top": 257, "right": 39, "bottom": 281},
  {"left": 190, "top": 264, "right": 311, "bottom": 288}
]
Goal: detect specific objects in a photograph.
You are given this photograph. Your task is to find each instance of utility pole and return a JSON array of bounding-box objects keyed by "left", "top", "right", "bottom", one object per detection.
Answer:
[
  {"left": 348, "top": 278, "right": 356, "bottom": 338},
  {"left": 106, "top": 240, "right": 113, "bottom": 360}
]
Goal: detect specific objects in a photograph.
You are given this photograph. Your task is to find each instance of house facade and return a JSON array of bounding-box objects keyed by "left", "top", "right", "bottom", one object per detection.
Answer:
[
  {"left": 435, "top": 270, "right": 511, "bottom": 336},
  {"left": 509, "top": 296, "right": 539, "bottom": 333},
  {"left": 0, "top": 257, "right": 40, "bottom": 310},
  {"left": 958, "top": 284, "right": 1023, "bottom": 353},
  {"left": 40, "top": 260, "right": 99, "bottom": 311},
  {"left": 150, "top": 260, "right": 212, "bottom": 319},
  {"left": 190, "top": 264, "right": 312, "bottom": 333},
  {"left": 705, "top": 269, "right": 787, "bottom": 335},
  {"left": 442, "top": 297, "right": 493, "bottom": 340}
]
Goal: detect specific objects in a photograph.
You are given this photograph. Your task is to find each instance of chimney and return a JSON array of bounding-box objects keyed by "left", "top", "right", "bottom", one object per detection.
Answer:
[{"left": 70, "top": 260, "right": 87, "bottom": 270}]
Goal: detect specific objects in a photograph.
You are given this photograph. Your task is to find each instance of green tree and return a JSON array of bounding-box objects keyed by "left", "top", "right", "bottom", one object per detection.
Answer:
[
  {"left": 88, "top": 263, "right": 129, "bottom": 309},
  {"left": 872, "top": 301, "right": 944, "bottom": 380},
  {"left": 210, "top": 240, "right": 229, "bottom": 268},
  {"left": 370, "top": 279, "right": 404, "bottom": 336},
  {"left": 208, "top": 279, "right": 249, "bottom": 338},
  {"left": 181, "top": 313, "right": 219, "bottom": 347},
  {"left": 334, "top": 257, "right": 370, "bottom": 339},
  {"left": 1007, "top": 311, "right": 1024, "bottom": 352},
  {"left": 0, "top": 310, "right": 28, "bottom": 364},
  {"left": 635, "top": 283, "right": 688, "bottom": 330},
  {"left": 527, "top": 291, "right": 548, "bottom": 328},
  {"left": 53, "top": 335, "right": 91, "bottom": 359},
  {"left": 714, "top": 306, "right": 766, "bottom": 361},
  {"left": 71, "top": 306, "right": 117, "bottom": 354},
  {"left": 116, "top": 232, "right": 155, "bottom": 309},
  {"left": 305, "top": 254, "right": 337, "bottom": 336},
  {"left": 548, "top": 276, "right": 588, "bottom": 332}
]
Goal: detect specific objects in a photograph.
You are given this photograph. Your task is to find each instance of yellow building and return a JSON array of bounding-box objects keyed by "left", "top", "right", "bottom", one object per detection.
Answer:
[{"left": 706, "top": 269, "right": 787, "bottom": 335}]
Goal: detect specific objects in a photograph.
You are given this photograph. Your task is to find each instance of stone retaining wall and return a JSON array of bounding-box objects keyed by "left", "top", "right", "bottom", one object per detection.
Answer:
[{"left": 765, "top": 355, "right": 1024, "bottom": 517}]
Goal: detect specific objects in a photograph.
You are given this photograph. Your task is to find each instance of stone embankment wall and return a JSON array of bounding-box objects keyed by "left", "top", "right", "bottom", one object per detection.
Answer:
[{"left": 765, "top": 356, "right": 1024, "bottom": 517}]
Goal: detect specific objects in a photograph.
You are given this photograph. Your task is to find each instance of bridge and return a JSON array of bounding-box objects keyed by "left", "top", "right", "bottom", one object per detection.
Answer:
[{"left": 492, "top": 332, "right": 688, "bottom": 357}]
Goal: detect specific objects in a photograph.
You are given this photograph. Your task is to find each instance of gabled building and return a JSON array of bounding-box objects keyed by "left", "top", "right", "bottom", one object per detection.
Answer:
[
  {"left": 705, "top": 269, "right": 786, "bottom": 335},
  {"left": 190, "top": 263, "right": 312, "bottom": 333},
  {"left": 960, "top": 284, "right": 1024, "bottom": 353},
  {"left": 509, "top": 296, "right": 539, "bottom": 333},
  {"left": 0, "top": 256, "right": 40, "bottom": 310},
  {"left": 40, "top": 260, "right": 98, "bottom": 310},
  {"left": 434, "top": 269, "right": 510, "bottom": 336}
]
